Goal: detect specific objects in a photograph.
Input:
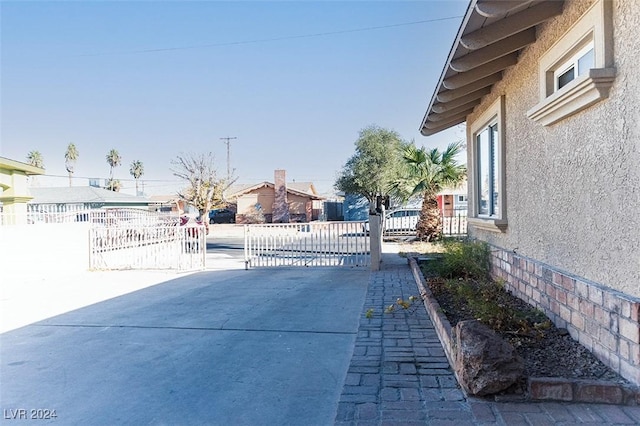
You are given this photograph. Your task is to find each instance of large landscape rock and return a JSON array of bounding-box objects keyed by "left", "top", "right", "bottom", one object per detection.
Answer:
[{"left": 454, "top": 320, "right": 524, "bottom": 396}]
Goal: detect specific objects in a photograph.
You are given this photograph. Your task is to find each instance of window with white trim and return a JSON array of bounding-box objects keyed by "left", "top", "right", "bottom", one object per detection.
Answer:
[
  {"left": 553, "top": 39, "right": 594, "bottom": 92},
  {"left": 527, "top": 0, "right": 615, "bottom": 126},
  {"left": 467, "top": 96, "right": 507, "bottom": 232}
]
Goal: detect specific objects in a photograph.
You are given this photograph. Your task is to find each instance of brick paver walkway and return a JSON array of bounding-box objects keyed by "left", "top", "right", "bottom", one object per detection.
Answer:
[{"left": 335, "top": 249, "right": 640, "bottom": 425}]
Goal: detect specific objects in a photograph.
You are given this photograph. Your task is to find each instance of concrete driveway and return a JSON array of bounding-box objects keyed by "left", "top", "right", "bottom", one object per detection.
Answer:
[{"left": 1, "top": 266, "right": 369, "bottom": 425}]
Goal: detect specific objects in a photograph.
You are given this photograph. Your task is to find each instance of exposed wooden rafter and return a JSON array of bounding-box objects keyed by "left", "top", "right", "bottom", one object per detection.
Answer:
[
  {"left": 422, "top": 116, "right": 466, "bottom": 133},
  {"left": 420, "top": 0, "right": 566, "bottom": 136},
  {"left": 475, "top": 1, "right": 532, "bottom": 19},
  {"left": 428, "top": 101, "right": 478, "bottom": 122},
  {"left": 461, "top": 1, "right": 563, "bottom": 50},
  {"left": 450, "top": 28, "right": 536, "bottom": 72},
  {"left": 436, "top": 73, "right": 502, "bottom": 103},
  {"left": 425, "top": 110, "right": 474, "bottom": 127},
  {"left": 432, "top": 87, "right": 491, "bottom": 113},
  {"left": 443, "top": 53, "right": 518, "bottom": 90}
]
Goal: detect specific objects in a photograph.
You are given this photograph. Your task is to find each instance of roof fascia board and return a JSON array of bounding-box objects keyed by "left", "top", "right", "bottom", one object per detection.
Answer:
[
  {"left": 0, "top": 157, "right": 45, "bottom": 175},
  {"left": 418, "top": 0, "right": 479, "bottom": 133}
]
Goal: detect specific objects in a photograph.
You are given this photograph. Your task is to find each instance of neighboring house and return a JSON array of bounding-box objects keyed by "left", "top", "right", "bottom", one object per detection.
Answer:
[
  {"left": 227, "top": 173, "right": 324, "bottom": 224},
  {"left": 28, "top": 186, "right": 153, "bottom": 214},
  {"left": 0, "top": 156, "right": 45, "bottom": 224},
  {"left": 147, "top": 195, "right": 190, "bottom": 215},
  {"left": 437, "top": 182, "right": 468, "bottom": 217},
  {"left": 420, "top": 0, "right": 640, "bottom": 385}
]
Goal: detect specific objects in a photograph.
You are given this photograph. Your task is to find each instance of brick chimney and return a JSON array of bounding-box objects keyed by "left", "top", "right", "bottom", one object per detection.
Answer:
[{"left": 272, "top": 169, "right": 290, "bottom": 223}]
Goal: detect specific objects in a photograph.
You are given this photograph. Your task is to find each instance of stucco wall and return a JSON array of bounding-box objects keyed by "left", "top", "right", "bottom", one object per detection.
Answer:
[
  {"left": 237, "top": 188, "right": 275, "bottom": 215},
  {"left": 0, "top": 223, "right": 91, "bottom": 278},
  {"left": 467, "top": 0, "right": 640, "bottom": 297}
]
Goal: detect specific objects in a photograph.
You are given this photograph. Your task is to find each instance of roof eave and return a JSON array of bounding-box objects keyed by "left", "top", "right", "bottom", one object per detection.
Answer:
[
  {"left": 419, "top": 0, "right": 479, "bottom": 135},
  {"left": 419, "top": 0, "right": 565, "bottom": 136}
]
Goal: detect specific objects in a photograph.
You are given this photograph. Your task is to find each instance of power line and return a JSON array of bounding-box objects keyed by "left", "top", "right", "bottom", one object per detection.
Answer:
[{"left": 77, "top": 16, "right": 463, "bottom": 57}]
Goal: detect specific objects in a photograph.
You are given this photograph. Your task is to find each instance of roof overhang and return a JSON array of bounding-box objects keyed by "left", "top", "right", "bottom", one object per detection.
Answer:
[
  {"left": 228, "top": 182, "right": 325, "bottom": 200},
  {"left": 0, "top": 156, "right": 45, "bottom": 175},
  {"left": 420, "top": 0, "right": 565, "bottom": 136}
]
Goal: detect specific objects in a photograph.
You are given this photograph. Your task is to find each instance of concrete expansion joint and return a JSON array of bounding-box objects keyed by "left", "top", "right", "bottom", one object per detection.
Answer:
[{"left": 34, "top": 323, "right": 356, "bottom": 335}]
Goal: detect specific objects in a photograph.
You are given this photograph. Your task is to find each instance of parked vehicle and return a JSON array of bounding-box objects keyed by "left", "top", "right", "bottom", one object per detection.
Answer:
[
  {"left": 363, "top": 208, "right": 420, "bottom": 233},
  {"left": 209, "top": 208, "right": 236, "bottom": 224}
]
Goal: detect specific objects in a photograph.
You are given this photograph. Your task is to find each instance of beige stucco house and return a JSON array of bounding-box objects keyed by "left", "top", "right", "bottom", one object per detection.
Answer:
[
  {"left": 227, "top": 180, "right": 324, "bottom": 224},
  {"left": 421, "top": 0, "right": 640, "bottom": 385}
]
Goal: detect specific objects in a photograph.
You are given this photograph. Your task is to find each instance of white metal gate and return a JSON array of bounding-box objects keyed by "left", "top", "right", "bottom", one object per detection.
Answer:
[
  {"left": 89, "top": 225, "right": 206, "bottom": 271},
  {"left": 244, "top": 222, "right": 370, "bottom": 268}
]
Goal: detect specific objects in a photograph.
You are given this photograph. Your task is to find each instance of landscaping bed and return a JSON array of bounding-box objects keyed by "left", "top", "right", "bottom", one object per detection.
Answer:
[
  {"left": 421, "top": 267, "right": 626, "bottom": 385},
  {"left": 402, "top": 239, "right": 637, "bottom": 403}
]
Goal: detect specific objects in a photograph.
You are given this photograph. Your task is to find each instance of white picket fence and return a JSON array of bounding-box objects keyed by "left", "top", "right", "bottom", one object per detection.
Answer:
[
  {"left": 1, "top": 208, "right": 179, "bottom": 226},
  {"left": 89, "top": 225, "right": 206, "bottom": 271},
  {"left": 244, "top": 222, "right": 370, "bottom": 268}
]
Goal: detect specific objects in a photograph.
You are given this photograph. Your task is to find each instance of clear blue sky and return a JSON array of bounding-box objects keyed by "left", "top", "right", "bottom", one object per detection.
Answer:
[{"left": 0, "top": 0, "right": 467, "bottom": 196}]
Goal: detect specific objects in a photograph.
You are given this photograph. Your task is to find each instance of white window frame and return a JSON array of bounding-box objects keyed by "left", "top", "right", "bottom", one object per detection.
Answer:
[
  {"left": 527, "top": 0, "right": 615, "bottom": 126},
  {"left": 553, "top": 40, "right": 594, "bottom": 91},
  {"left": 467, "top": 96, "right": 507, "bottom": 232}
]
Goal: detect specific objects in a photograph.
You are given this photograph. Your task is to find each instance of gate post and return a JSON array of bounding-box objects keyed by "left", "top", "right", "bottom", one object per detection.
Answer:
[{"left": 369, "top": 214, "right": 382, "bottom": 271}]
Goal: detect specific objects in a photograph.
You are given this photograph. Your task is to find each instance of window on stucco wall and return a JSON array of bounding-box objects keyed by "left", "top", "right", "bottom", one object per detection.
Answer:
[
  {"left": 527, "top": 0, "right": 615, "bottom": 126},
  {"left": 468, "top": 96, "right": 507, "bottom": 233}
]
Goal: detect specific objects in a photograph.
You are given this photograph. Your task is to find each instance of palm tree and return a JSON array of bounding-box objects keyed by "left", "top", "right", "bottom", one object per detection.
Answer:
[
  {"left": 129, "top": 160, "right": 144, "bottom": 195},
  {"left": 65, "top": 143, "right": 79, "bottom": 187},
  {"left": 105, "top": 149, "right": 122, "bottom": 191},
  {"left": 105, "top": 179, "right": 122, "bottom": 192},
  {"left": 389, "top": 141, "right": 466, "bottom": 241},
  {"left": 26, "top": 150, "right": 44, "bottom": 168}
]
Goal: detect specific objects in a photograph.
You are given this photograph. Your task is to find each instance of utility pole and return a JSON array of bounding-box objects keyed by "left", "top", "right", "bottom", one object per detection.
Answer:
[{"left": 220, "top": 136, "right": 237, "bottom": 181}]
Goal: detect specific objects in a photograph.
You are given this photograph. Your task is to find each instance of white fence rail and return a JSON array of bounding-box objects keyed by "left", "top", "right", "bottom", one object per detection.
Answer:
[
  {"left": 244, "top": 222, "right": 370, "bottom": 268},
  {"left": 442, "top": 213, "right": 468, "bottom": 236},
  {"left": 1, "top": 208, "right": 180, "bottom": 226},
  {"left": 382, "top": 213, "right": 468, "bottom": 237},
  {"left": 89, "top": 225, "right": 206, "bottom": 271}
]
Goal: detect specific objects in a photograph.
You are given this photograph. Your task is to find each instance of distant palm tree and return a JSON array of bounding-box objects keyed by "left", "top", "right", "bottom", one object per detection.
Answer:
[
  {"left": 26, "top": 150, "right": 44, "bottom": 168},
  {"left": 105, "top": 179, "right": 121, "bottom": 192},
  {"left": 389, "top": 141, "right": 466, "bottom": 241},
  {"left": 105, "top": 149, "right": 122, "bottom": 191},
  {"left": 65, "top": 143, "right": 79, "bottom": 187},
  {"left": 129, "top": 160, "right": 144, "bottom": 195}
]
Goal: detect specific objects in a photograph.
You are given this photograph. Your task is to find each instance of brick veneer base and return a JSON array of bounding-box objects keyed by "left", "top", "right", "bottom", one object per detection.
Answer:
[
  {"left": 408, "top": 257, "right": 640, "bottom": 405},
  {"left": 487, "top": 245, "right": 640, "bottom": 387}
]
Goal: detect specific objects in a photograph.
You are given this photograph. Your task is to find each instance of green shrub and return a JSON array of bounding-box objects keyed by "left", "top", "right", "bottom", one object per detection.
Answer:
[{"left": 433, "top": 239, "right": 491, "bottom": 281}]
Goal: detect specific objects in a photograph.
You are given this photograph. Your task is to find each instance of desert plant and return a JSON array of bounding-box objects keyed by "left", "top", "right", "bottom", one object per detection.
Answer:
[{"left": 433, "top": 239, "right": 490, "bottom": 281}]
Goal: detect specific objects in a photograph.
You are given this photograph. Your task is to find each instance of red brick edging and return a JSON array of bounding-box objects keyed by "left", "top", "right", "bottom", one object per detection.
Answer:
[{"left": 408, "top": 256, "right": 640, "bottom": 406}]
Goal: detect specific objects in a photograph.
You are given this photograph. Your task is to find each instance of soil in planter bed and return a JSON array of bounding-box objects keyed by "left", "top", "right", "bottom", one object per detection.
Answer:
[{"left": 420, "top": 263, "right": 630, "bottom": 386}]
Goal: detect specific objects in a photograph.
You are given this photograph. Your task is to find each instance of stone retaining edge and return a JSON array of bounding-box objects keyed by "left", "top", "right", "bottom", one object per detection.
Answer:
[{"left": 408, "top": 256, "right": 640, "bottom": 406}]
